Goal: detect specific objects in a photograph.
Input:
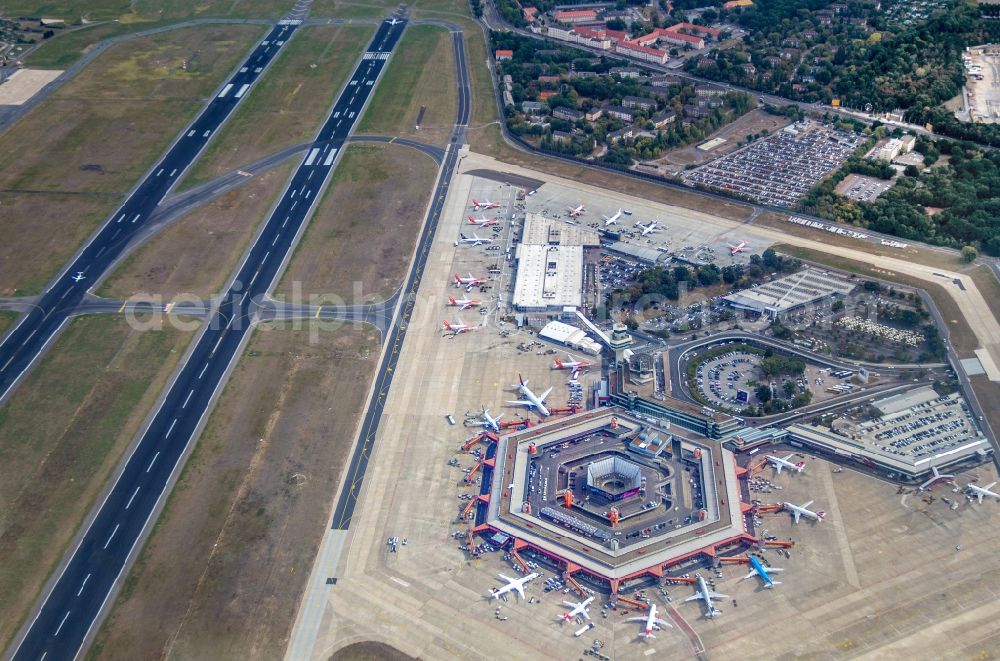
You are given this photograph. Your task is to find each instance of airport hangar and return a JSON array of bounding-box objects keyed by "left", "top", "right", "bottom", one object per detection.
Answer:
[
  {"left": 512, "top": 214, "right": 600, "bottom": 313},
  {"left": 722, "top": 267, "right": 855, "bottom": 319},
  {"left": 473, "top": 407, "right": 757, "bottom": 593}
]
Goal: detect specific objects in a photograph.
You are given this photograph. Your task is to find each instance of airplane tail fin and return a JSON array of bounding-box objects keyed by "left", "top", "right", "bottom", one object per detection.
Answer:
[
  {"left": 817, "top": 511, "right": 827, "bottom": 521},
  {"left": 795, "top": 461, "right": 806, "bottom": 471},
  {"left": 554, "top": 359, "right": 563, "bottom": 368},
  {"left": 448, "top": 296, "right": 456, "bottom": 305}
]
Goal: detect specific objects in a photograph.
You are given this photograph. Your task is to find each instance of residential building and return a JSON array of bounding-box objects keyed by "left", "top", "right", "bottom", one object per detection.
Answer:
[
  {"left": 585, "top": 107, "right": 603, "bottom": 121},
  {"left": 550, "top": 130, "right": 572, "bottom": 144},
  {"left": 615, "top": 40, "right": 669, "bottom": 64},
  {"left": 602, "top": 104, "right": 635, "bottom": 121},
  {"left": 622, "top": 95, "right": 657, "bottom": 111},
  {"left": 695, "top": 83, "right": 728, "bottom": 97},
  {"left": 650, "top": 110, "right": 677, "bottom": 128},
  {"left": 496, "top": 49, "right": 513, "bottom": 61},
  {"left": 553, "top": 9, "right": 598, "bottom": 23},
  {"left": 609, "top": 66, "right": 641, "bottom": 78},
  {"left": 522, "top": 101, "right": 546, "bottom": 116},
  {"left": 607, "top": 126, "right": 635, "bottom": 144},
  {"left": 553, "top": 106, "right": 585, "bottom": 122}
]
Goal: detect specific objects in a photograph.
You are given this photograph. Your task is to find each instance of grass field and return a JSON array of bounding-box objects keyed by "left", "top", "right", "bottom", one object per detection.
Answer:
[
  {"left": 0, "top": 316, "right": 194, "bottom": 652},
  {"left": 0, "top": 311, "right": 17, "bottom": 336},
  {"left": 276, "top": 143, "right": 437, "bottom": 302},
  {"left": 99, "top": 161, "right": 296, "bottom": 300},
  {"left": 0, "top": 24, "right": 264, "bottom": 295},
  {"left": 967, "top": 264, "right": 1000, "bottom": 331},
  {"left": 89, "top": 324, "right": 380, "bottom": 661},
  {"left": 357, "top": 25, "right": 456, "bottom": 147},
  {"left": 774, "top": 243, "right": 979, "bottom": 356},
  {"left": 181, "top": 24, "right": 374, "bottom": 189},
  {"left": 306, "top": 0, "right": 392, "bottom": 19}
]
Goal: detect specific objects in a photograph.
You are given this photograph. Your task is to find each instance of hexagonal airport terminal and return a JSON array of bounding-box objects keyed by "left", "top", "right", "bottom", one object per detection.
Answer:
[{"left": 480, "top": 407, "right": 753, "bottom": 590}]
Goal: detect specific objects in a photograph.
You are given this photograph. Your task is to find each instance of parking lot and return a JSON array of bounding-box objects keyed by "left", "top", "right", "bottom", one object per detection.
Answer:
[
  {"left": 684, "top": 120, "right": 865, "bottom": 207},
  {"left": 695, "top": 350, "right": 763, "bottom": 412},
  {"left": 835, "top": 173, "right": 895, "bottom": 202}
]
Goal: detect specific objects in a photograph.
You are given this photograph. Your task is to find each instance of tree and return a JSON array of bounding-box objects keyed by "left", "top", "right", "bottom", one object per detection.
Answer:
[
  {"left": 755, "top": 384, "right": 772, "bottom": 403},
  {"left": 961, "top": 245, "right": 978, "bottom": 262},
  {"left": 904, "top": 164, "right": 920, "bottom": 178},
  {"left": 831, "top": 299, "right": 845, "bottom": 312},
  {"left": 783, "top": 380, "right": 796, "bottom": 397}
]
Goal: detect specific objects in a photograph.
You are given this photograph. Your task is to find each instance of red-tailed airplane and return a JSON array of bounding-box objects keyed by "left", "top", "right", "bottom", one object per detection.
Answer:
[
  {"left": 729, "top": 241, "right": 746, "bottom": 255},
  {"left": 448, "top": 295, "right": 481, "bottom": 310},
  {"left": 566, "top": 203, "right": 586, "bottom": 217},
  {"left": 468, "top": 215, "right": 499, "bottom": 227},
  {"left": 472, "top": 198, "right": 501, "bottom": 210},
  {"left": 553, "top": 354, "right": 590, "bottom": 371},
  {"left": 626, "top": 602, "right": 672, "bottom": 638},
  {"left": 453, "top": 273, "right": 487, "bottom": 290},
  {"left": 442, "top": 319, "right": 476, "bottom": 334}
]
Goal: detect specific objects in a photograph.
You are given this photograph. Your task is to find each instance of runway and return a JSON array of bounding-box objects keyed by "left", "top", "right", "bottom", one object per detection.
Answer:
[
  {"left": 329, "top": 26, "right": 470, "bottom": 530},
  {"left": 0, "top": 21, "right": 299, "bottom": 406},
  {"left": 8, "top": 17, "right": 407, "bottom": 661}
]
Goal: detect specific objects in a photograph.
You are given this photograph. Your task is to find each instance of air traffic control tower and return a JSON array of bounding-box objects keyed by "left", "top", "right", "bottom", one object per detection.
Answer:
[{"left": 476, "top": 407, "right": 755, "bottom": 593}]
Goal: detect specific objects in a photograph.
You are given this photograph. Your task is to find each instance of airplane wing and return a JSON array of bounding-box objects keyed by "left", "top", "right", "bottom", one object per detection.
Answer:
[
  {"left": 653, "top": 618, "right": 672, "bottom": 629},
  {"left": 774, "top": 463, "right": 784, "bottom": 474},
  {"left": 802, "top": 500, "right": 814, "bottom": 508},
  {"left": 709, "top": 591, "right": 729, "bottom": 600},
  {"left": 506, "top": 399, "right": 534, "bottom": 407},
  {"left": 684, "top": 594, "right": 702, "bottom": 603},
  {"left": 580, "top": 610, "right": 591, "bottom": 620},
  {"left": 792, "top": 510, "right": 802, "bottom": 524},
  {"left": 767, "top": 567, "right": 784, "bottom": 573},
  {"left": 742, "top": 568, "right": 759, "bottom": 580},
  {"left": 624, "top": 616, "right": 647, "bottom": 623},
  {"left": 515, "top": 584, "right": 526, "bottom": 600},
  {"left": 783, "top": 454, "right": 795, "bottom": 462},
  {"left": 562, "top": 601, "right": 578, "bottom": 608},
  {"left": 986, "top": 482, "right": 997, "bottom": 490},
  {"left": 539, "top": 387, "right": 553, "bottom": 402},
  {"left": 977, "top": 493, "right": 985, "bottom": 504}
]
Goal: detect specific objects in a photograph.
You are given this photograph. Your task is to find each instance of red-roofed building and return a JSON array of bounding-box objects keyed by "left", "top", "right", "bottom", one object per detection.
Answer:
[
  {"left": 554, "top": 9, "right": 598, "bottom": 23},
  {"left": 495, "top": 49, "right": 513, "bottom": 61},
  {"left": 539, "top": 90, "right": 557, "bottom": 100},
  {"left": 667, "top": 22, "right": 721, "bottom": 38},
  {"left": 632, "top": 26, "right": 709, "bottom": 50},
  {"left": 523, "top": 6, "right": 538, "bottom": 22},
  {"left": 615, "top": 40, "right": 669, "bottom": 64}
]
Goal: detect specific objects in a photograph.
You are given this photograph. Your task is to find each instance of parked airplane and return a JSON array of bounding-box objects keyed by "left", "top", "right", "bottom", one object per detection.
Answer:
[
  {"left": 448, "top": 295, "right": 481, "bottom": 310},
  {"left": 468, "top": 215, "right": 499, "bottom": 227},
  {"left": 685, "top": 575, "right": 727, "bottom": 618},
  {"left": 71, "top": 272, "right": 86, "bottom": 282},
  {"left": 782, "top": 500, "right": 825, "bottom": 524},
  {"left": 636, "top": 220, "right": 662, "bottom": 236},
  {"left": 472, "top": 198, "right": 501, "bottom": 210},
  {"left": 559, "top": 596, "right": 594, "bottom": 622},
  {"left": 742, "top": 555, "right": 784, "bottom": 588},
  {"left": 455, "top": 232, "right": 493, "bottom": 247},
  {"left": 479, "top": 407, "right": 503, "bottom": 432},
  {"left": 386, "top": 16, "right": 402, "bottom": 24},
  {"left": 967, "top": 481, "right": 1000, "bottom": 504},
  {"left": 602, "top": 209, "right": 623, "bottom": 226},
  {"left": 507, "top": 375, "right": 552, "bottom": 416},
  {"left": 566, "top": 203, "right": 586, "bottom": 217},
  {"left": 625, "top": 602, "right": 671, "bottom": 638},
  {"left": 729, "top": 241, "right": 746, "bottom": 255},
  {"left": 765, "top": 454, "right": 805, "bottom": 475},
  {"left": 442, "top": 319, "right": 476, "bottom": 334},
  {"left": 453, "top": 273, "right": 487, "bottom": 289},
  {"left": 553, "top": 354, "right": 591, "bottom": 371},
  {"left": 490, "top": 572, "right": 539, "bottom": 600}
]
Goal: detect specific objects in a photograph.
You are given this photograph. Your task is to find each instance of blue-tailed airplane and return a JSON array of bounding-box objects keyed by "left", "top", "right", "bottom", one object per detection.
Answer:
[{"left": 742, "top": 555, "right": 784, "bottom": 588}]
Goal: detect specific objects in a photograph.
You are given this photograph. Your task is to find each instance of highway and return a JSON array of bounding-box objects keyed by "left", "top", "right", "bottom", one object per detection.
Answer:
[
  {"left": 7, "top": 17, "right": 407, "bottom": 661},
  {"left": 329, "top": 25, "right": 470, "bottom": 530},
  {"left": 0, "top": 21, "right": 300, "bottom": 405}
]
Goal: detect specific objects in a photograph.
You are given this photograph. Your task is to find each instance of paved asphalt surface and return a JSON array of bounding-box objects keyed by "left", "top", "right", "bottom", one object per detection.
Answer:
[
  {"left": 0, "top": 21, "right": 299, "bottom": 406},
  {"left": 8, "top": 18, "right": 407, "bottom": 661},
  {"left": 329, "top": 26, "right": 470, "bottom": 530}
]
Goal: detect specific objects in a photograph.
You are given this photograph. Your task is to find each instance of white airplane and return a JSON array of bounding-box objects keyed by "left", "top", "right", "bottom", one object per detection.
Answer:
[
  {"left": 729, "top": 241, "right": 746, "bottom": 255},
  {"left": 442, "top": 319, "right": 476, "bottom": 334},
  {"left": 559, "top": 596, "right": 594, "bottom": 622},
  {"left": 455, "top": 232, "right": 493, "bottom": 247},
  {"left": 386, "top": 16, "right": 402, "bottom": 25},
  {"left": 685, "top": 575, "right": 727, "bottom": 619},
  {"left": 490, "top": 572, "right": 539, "bottom": 600},
  {"left": 553, "top": 354, "right": 590, "bottom": 371},
  {"left": 448, "top": 295, "right": 481, "bottom": 310},
  {"left": 468, "top": 215, "right": 499, "bottom": 227},
  {"left": 967, "top": 481, "right": 1000, "bottom": 504},
  {"left": 602, "top": 209, "right": 623, "bottom": 226},
  {"left": 453, "top": 273, "right": 487, "bottom": 289},
  {"left": 625, "top": 602, "right": 671, "bottom": 638},
  {"left": 71, "top": 272, "right": 86, "bottom": 282},
  {"left": 742, "top": 555, "right": 783, "bottom": 588},
  {"left": 765, "top": 454, "right": 805, "bottom": 475},
  {"left": 480, "top": 407, "right": 503, "bottom": 432},
  {"left": 507, "top": 374, "right": 552, "bottom": 417},
  {"left": 636, "top": 220, "right": 662, "bottom": 236},
  {"left": 472, "top": 198, "right": 501, "bottom": 210},
  {"left": 566, "top": 203, "right": 586, "bottom": 217},
  {"left": 782, "top": 500, "right": 825, "bottom": 524}
]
